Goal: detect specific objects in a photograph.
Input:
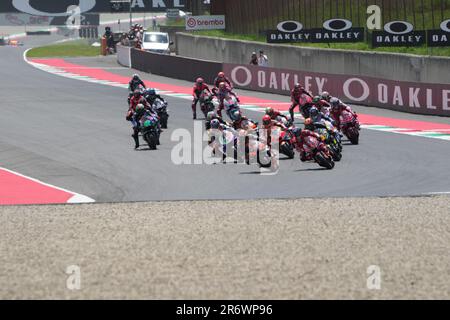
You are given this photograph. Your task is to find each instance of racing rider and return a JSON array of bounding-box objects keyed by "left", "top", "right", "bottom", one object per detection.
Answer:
[{"left": 191, "top": 77, "right": 211, "bottom": 120}]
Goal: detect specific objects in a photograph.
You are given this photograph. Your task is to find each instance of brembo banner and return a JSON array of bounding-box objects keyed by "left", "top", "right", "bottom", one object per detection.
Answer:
[
  {"left": 185, "top": 15, "right": 225, "bottom": 31},
  {"left": 0, "top": 0, "right": 188, "bottom": 14},
  {"left": 223, "top": 64, "right": 450, "bottom": 116}
]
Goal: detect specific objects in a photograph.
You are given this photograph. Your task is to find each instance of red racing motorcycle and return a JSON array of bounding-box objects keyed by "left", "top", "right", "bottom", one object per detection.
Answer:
[
  {"left": 340, "top": 110, "right": 360, "bottom": 145},
  {"left": 301, "top": 135, "right": 335, "bottom": 170},
  {"left": 279, "top": 128, "right": 296, "bottom": 159}
]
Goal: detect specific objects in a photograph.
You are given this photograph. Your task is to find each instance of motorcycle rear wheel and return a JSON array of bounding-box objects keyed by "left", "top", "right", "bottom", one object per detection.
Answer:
[
  {"left": 329, "top": 146, "right": 342, "bottom": 162},
  {"left": 347, "top": 127, "right": 359, "bottom": 145},
  {"left": 144, "top": 132, "right": 157, "bottom": 150},
  {"left": 257, "top": 150, "right": 272, "bottom": 168},
  {"left": 315, "top": 152, "right": 335, "bottom": 170},
  {"left": 280, "top": 143, "right": 295, "bottom": 159},
  {"left": 160, "top": 114, "right": 168, "bottom": 129}
]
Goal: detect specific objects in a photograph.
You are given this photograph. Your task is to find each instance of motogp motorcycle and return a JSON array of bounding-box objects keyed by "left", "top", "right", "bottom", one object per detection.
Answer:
[
  {"left": 340, "top": 111, "right": 360, "bottom": 145},
  {"left": 199, "top": 89, "right": 217, "bottom": 118},
  {"left": 139, "top": 112, "right": 160, "bottom": 150},
  {"left": 223, "top": 95, "right": 241, "bottom": 121},
  {"left": 279, "top": 128, "right": 296, "bottom": 159},
  {"left": 301, "top": 135, "right": 335, "bottom": 170},
  {"left": 153, "top": 98, "right": 169, "bottom": 129},
  {"left": 313, "top": 122, "right": 343, "bottom": 162}
]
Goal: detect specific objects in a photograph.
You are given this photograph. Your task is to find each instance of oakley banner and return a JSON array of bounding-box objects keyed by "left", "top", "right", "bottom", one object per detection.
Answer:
[
  {"left": 427, "top": 19, "right": 450, "bottom": 47},
  {"left": 267, "top": 19, "right": 365, "bottom": 43},
  {"left": 223, "top": 64, "right": 450, "bottom": 117},
  {"left": 372, "top": 21, "right": 426, "bottom": 47}
]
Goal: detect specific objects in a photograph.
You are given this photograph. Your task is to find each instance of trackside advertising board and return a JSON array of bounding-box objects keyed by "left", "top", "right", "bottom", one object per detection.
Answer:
[
  {"left": 267, "top": 19, "right": 365, "bottom": 44},
  {"left": 223, "top": 63, "right": 450, "bottom": 117},
  {"left": 185, "top": 15, "right": 225, "bottom": 31},
  {"left": 268, "top": 19, "right": 450, "bottom": 47},
  {"left": 372, "top": 21, "right": 426, "bottom": 47},
  {"left": 427, "top": 19, "right": 450, "bottom": 47}
]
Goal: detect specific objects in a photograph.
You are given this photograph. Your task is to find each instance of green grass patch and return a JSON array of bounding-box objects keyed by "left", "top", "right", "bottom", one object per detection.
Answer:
[
  {"left": 192, "top": 30, "right": 450, "bottom": 57},
  {"left": 160, "top": 18, "right": 185, "bottom": 27},
  {"left": 27, "top": 39, "right": 101, "bottom": 58}
]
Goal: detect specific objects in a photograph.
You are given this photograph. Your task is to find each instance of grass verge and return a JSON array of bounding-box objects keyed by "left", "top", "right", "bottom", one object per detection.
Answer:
[
  {"left": 27, "top": 39, "right": 101, "bottom": 58},
  {"left": 193, "top": 30, "right": 450, "bottom": 57}
]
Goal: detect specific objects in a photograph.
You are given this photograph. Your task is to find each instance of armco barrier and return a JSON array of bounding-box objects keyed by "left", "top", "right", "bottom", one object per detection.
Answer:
[
  {"left": 130, "top": 48, "right": 222, "bottom": 84},
  {"left": 224, "top": 64, "right": 450, "bottom": 117},
  {"left": 117, "top": 44, "right": 131, "bottom": 68}
]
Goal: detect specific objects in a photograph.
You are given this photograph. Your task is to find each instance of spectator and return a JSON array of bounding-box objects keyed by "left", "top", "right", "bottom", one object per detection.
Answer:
[
  {"left": 258, "top": 50, "right": 269, "bottom": 67},
  {"left": 250, "top": 52, "right": 258, "bottom": 65},
  {"left": 103, "top": 26, "right": 116, "bottom": 53},
  {"left": 152, "top": 16, "right": 157, "bottom": 30}
]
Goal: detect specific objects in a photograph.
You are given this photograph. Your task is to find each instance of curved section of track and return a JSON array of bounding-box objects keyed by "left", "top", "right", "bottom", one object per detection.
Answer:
[{"left": 1, "top": 36, "right": 450, "bottom": 203}]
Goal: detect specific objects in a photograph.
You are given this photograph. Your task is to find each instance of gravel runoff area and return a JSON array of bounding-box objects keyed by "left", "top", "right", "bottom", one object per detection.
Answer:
[{"left": 1, "top": 196, "right": 449, "bottom": 300}]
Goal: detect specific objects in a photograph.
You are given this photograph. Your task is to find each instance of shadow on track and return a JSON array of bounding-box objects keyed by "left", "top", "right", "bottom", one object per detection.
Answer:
[{"left": 294, "top": 168, "right": 329, "bottom": 172}]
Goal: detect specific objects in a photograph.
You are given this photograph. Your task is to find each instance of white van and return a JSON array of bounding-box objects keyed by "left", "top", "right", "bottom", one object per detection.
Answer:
[{"left": 142, "top": 32, "right": 173, "bottom": 54}]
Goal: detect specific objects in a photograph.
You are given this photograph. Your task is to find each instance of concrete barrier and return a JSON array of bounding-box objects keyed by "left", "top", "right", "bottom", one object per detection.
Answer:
[
  {"left": 120, "top": 36, "right": 450, "bottom": 116},
  {"left": 130, "top": 49, "right": 222, "bottom": 84},
  {"left": 116, "top": 44, "right": 131, "bottom": 68},
  {"left": 175, "top": 33, "right": 450, "bottom": 85}
]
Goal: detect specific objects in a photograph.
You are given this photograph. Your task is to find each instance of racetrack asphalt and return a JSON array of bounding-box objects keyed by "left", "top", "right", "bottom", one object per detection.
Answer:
[
  {"left": 1, "top": 38, "right": 450, "bottom": 202},
  {"left": 0, "top": 34, "right": 449, "bottom": 299}
]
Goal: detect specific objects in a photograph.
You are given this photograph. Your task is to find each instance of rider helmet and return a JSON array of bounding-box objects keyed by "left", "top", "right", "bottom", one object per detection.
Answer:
[
  {"left": 265, "top": 107, "right": 274, "bottom": 116},
  {"left": 294, "top": 83, "right": 303, "bottom": 90},
  {"left": 330, "top": 97, "right": 341, "bottom": 109},
  {"left": 233, "top": 110, "right": 241, "bottom": 121},
  {"left": 312, "top": 96, "right": 321, "bottom": 104},
  {"left": 196, "top": 77, "right": 204, "bottom": 85},
  {"left": 293, "top": 127, "right": 302, "bottom": 138},
  {"left": 218, "top": 71, "right": 225, "bottom": 78},
  {"left": 146, "top": 88, "right": 156, "bottom": 96},
  {"left": 321, "top": 91, "right": 330, "bottom": 101},
  {"left": 133, "top": 89, "right": 141, "bottom": 97},
  {"left": 219, "top": 82, "right": 226, "bottom": 90},
  {"left": 262, "top": 115, "right": 272, "bottom": 127},
  {"left": 206, "top": 111, "right": 216, "bottom": 121},
  {"left": 309, "top": 107, "right": 320, "bottom": 119},
  {"left": 304, "top": 118, "right": 313, "bottom": 126},
  {"left": 132, "top": 74, "right": 140, "bottom": 81},
  {"left": 210, "top": 119, "right": 220, "bottom": 129},
  {"left": 135, "top": 104, "right": 145, "bottom": 113}
]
